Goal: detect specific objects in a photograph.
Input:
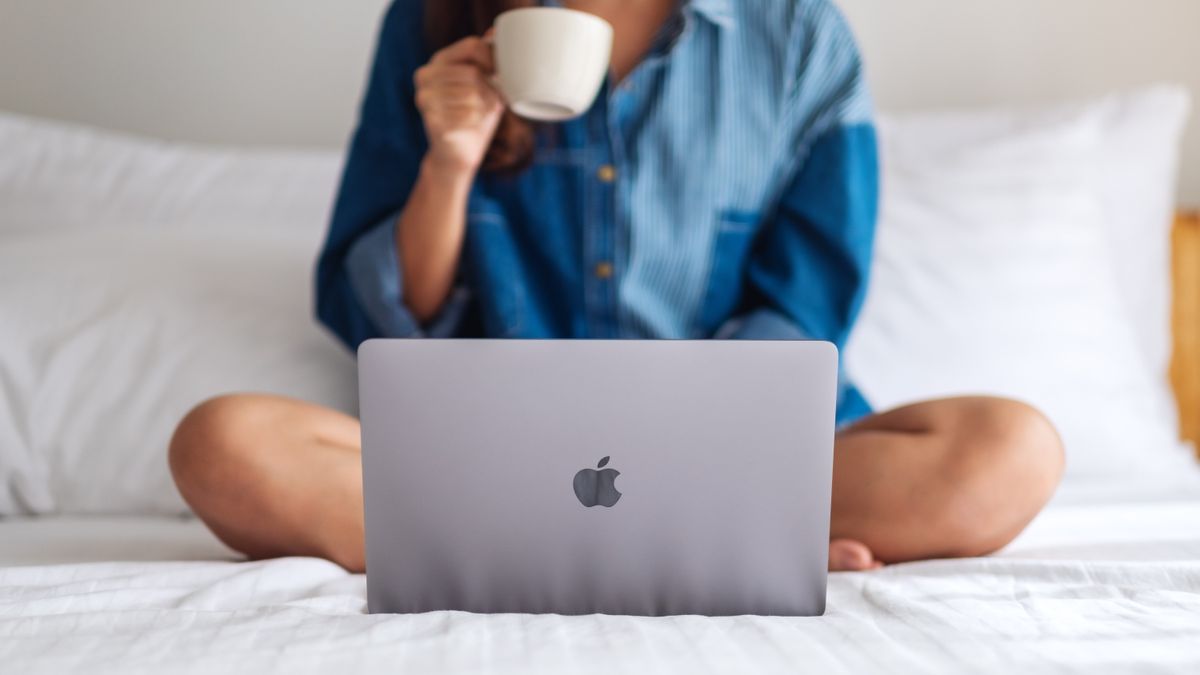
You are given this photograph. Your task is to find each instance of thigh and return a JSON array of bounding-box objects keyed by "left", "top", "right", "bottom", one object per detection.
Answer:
[
  {"left": 839, "top": 396, "right": 1002, "bottom": 437},
  {"left": 284, "top": 397, "right": 360, "bottom": 452},
  {"left": 193, "top": 393, "right": 362, "bottom": 455}
]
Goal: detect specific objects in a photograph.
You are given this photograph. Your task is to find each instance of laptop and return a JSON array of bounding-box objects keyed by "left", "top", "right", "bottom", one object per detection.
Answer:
[{"left": 358, "top": 339, "right": 839, "bottom": 617}]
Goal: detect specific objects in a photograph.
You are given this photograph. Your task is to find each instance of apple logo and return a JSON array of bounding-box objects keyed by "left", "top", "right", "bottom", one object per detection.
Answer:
[{"left": 573, "top": 456, "right": 622, "bottom": 508}]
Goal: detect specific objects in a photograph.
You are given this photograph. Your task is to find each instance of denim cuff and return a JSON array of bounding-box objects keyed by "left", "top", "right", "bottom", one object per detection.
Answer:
[
  {"left": 344, "top": 216, "right": 470, "bottom": 338},
  {"left": 716, "top": 308, "right": 872, "bottom": 426},
  {"left": 714, "top": 308, "right": 810, "bottom": 341}
]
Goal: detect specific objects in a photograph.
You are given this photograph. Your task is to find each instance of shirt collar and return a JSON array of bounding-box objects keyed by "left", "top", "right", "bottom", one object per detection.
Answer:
[{"left": 686, "top": 0, "right": 736, "bottom": 28}]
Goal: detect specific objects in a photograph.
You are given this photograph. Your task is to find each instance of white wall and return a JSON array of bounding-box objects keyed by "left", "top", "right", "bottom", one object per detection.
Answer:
[
  {"left": 0, "top": 0, "right": 392, "bottom": 147},
  {"left": 0, "top": 0, "right": 1197, "bottom": 203},
  {"left": 839, "top": 0, "right": 1200, "bottom": 205}
]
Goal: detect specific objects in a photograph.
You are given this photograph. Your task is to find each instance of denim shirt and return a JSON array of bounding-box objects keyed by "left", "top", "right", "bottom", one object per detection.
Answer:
[{"left": 316, "top": 0, "right": 878, "bottom": 425}]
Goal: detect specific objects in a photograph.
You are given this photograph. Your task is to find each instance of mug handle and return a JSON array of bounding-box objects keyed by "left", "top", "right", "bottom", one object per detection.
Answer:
[{"left": 482, "top": 32, "right": 508, "bottom": 104}]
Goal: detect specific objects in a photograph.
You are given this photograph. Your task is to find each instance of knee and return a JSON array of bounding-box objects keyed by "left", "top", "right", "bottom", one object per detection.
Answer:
[
  {"left": 963, "top": 397, "right": 1064, "bottom": 494},
  {"left": 937, "top": 397, "right": 1064, "bottom": 555},
  {"left": 168, "top": 394, "right": 272, "bottom": 506}
]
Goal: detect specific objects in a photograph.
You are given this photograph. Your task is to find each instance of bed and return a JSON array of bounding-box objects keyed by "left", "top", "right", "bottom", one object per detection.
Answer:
[
  {"left": 2, "top": 493, "right": 1200, "bottom": 673},
  {"left": 2, "top": 88, "right": 1200, "bottom": 672}
]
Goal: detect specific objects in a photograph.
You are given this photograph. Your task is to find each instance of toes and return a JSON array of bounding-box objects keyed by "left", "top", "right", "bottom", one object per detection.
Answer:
[{"left": 829, "top": 539, "right": 879, "bottom": 572}]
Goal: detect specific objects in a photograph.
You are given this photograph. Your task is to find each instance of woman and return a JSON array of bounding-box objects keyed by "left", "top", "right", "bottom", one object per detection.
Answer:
[{"left": 169, "top": 0, "right": 1064, "bottom": 573}]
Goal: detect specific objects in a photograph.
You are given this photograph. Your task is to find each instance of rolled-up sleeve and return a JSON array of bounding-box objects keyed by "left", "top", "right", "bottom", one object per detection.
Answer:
[
  {"left": 343, "top": 216, "right": 416, "bottom": 337},
  {"left": 717, "top": 308, "right": 872, "bottom": 426},
  {"left": 344, "top": 216, "right": 469, "bottom": 339}
]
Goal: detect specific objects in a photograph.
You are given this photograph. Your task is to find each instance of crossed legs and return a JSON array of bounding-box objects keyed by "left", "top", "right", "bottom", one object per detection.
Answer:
[{"left": 169, "top": 394, "right": 1063, "bottom": 572}]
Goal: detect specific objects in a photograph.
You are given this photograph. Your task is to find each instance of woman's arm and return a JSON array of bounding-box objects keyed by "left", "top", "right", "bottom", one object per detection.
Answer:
[
  {"left": 395, "top": 161, "right": 475, "bottom": 323},
  {"left": 316, "top": 2, "right": 500, "bottom": 347},
  {"left": 400, "top": 36, "right": 503, "bottom": 322}
]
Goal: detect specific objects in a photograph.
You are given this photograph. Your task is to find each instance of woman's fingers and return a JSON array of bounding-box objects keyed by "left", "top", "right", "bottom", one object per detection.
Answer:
[
  {"left": 416, "top": 84, "right": 500, "bottom": 114},
  {"left": 414, "top": 41, "right": 501, "bottom": 119},
  {"left": 427, "top": 102, "right": 500, "bottom": 127},
  {"left": 414, "top": 35, "right": 505, "bottom": 173},
  {"left": 414, "top": 64, "right": 489, "bottom": 88},
  {"left": 418, "top": 85, "right": 502, "bottom": 131},
  {"left": 421, "top": 78, "right": 497, "bottom": 100},
  {"left": 430, "top": 36, "right": 495, "bottom": 72}
]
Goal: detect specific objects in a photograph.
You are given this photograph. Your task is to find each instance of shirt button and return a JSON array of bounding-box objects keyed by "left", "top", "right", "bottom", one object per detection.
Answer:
[
  {"left": 597, "top": 165, "right": 617, "bottom": 183},
  {"left": 594, "top": 262, "right": 614, "bottom": 280}
]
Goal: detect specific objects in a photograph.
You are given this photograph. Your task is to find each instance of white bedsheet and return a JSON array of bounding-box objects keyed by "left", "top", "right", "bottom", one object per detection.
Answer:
[{"left": 3, "top": 496, "right": 1200, "bottom": 674}]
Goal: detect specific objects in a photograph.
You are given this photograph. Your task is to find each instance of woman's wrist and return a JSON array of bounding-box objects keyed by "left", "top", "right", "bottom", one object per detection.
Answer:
[{"left": 420, "top": 153, "right": 479, "bottom": 192}]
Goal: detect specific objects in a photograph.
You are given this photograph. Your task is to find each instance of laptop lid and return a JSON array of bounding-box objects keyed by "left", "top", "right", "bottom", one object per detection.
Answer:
[{"left": 359, "top": 339, "right": 838, "bottom": 617}]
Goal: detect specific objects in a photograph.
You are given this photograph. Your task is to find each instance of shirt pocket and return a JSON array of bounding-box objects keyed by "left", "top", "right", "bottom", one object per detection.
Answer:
[
  {"left": 464, "top": 210, "right": 526, "bottom": 338},
  {"left": 697, "top": 210, "right": 761, "bottom": 335}
]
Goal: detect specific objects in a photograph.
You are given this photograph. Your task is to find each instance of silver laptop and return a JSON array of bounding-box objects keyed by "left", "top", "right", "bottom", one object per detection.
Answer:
[{"left": 358, "top": 339, "right": 838, "bottom": 617}]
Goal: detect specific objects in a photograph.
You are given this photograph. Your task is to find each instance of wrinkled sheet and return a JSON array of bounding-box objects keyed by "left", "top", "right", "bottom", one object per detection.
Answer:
[{"left": 2, "top": 498, "right": 1200, "bottom": 674}]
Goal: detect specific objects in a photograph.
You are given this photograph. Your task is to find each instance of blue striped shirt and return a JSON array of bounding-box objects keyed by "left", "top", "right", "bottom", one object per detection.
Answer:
[{"left": 317, "top": 0, "right": 879, "bottom": 424}]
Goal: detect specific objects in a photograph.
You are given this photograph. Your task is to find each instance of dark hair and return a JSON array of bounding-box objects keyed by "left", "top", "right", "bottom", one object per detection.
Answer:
[{"left": 425, "top": 0, "right": 537, "bottom": 173}]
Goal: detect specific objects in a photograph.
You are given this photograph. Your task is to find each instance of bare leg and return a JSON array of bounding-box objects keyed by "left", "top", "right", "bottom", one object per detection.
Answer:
[
  {"left": 170, "top": 394, "right": 1063, "bottom": 574},
  {"left": 828, "top": 396, "right": 1064, "bottom": 570},
  {"left": 169, "top": 394, "right": 366, "bottom": 570}
]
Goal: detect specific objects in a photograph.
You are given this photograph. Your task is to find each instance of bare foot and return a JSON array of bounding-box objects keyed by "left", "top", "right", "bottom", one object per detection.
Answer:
[{"left": 829, "top": 539, "right": 883, "bottom": 572}]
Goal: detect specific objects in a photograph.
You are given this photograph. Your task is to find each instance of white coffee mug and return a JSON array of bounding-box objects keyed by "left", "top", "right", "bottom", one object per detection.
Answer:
[{"left": 493, "top": 8, "right": 614, "bottom": 122}]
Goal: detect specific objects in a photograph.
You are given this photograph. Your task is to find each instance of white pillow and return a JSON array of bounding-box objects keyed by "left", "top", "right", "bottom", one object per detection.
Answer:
[
  {"left": 1087, "top": 87, "right": 1191, "bottom": 379},
  {"left": 0, "top": 113, "right": 356, "bottom": 516},
  {"left": 0, "top": 113, "right": 338, "bottom": 237},
  {"left": 846, "top": 87, "right": 1197, "bottom": 497}
]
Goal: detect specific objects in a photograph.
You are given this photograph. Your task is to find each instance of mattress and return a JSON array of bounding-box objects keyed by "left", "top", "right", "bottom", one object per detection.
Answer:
[{"left": 3, "top": 494, "right": 1200, "bottom": 674}]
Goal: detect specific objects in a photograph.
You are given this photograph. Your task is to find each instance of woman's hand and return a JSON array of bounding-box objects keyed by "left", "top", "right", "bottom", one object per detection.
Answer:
[{"left": 414, "top": 36, "right": 505, "bottom": 175}]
